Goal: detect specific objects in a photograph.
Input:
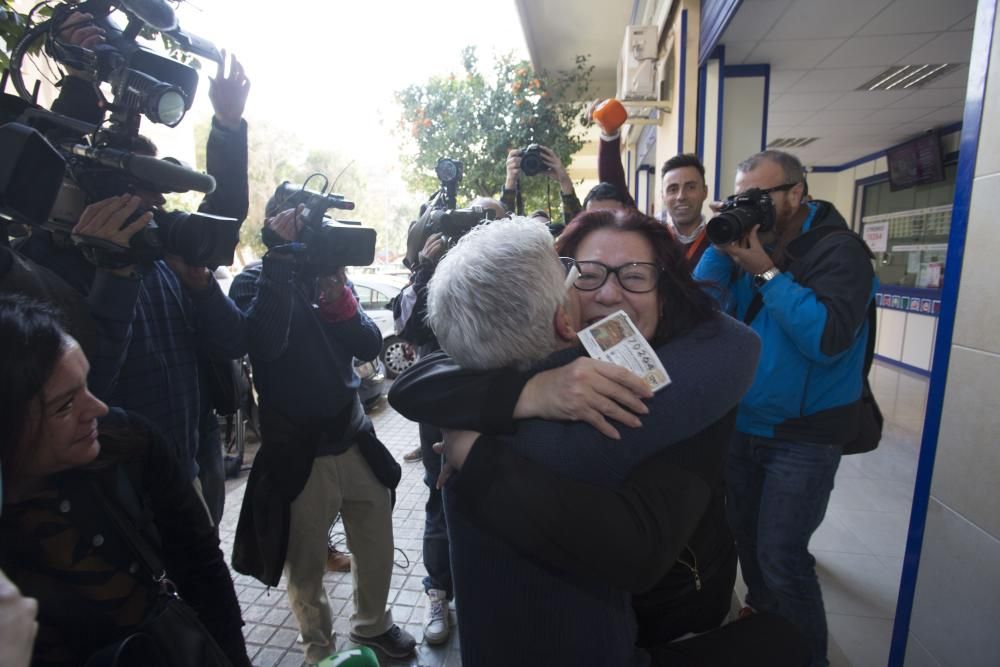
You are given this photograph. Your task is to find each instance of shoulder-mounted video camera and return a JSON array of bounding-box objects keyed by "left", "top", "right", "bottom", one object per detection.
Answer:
[
  {"left": 706, "top": 188, "right": 777, "bottom": 246},
  {"left": 261, "top": 178, "right": 376, "bottom": 271},
  {"left": 0, "top": 0, "right": 240, "bottom": 269}
]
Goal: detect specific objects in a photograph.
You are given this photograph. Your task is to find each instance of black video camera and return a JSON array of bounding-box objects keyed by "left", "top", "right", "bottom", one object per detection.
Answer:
[
  {"left": 518, "top": 144, "right": 550, "bottom": 177},
  {"left": 0, "top": 2, "right": 239, "bottom": 269},
  {"left": 262, "top": 180, "right": 376, "bottom": 271},
  {"left": 706, "top": 188, "right": 777, "bottom": 246}
]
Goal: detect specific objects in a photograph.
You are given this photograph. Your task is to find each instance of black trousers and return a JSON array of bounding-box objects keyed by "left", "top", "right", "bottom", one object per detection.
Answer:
[{"left": 649, "top": 612, "right": 812, "bottom": 667}]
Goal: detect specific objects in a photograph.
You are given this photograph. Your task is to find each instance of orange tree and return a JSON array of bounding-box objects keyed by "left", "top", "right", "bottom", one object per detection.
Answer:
[{"left": 396, "top": 46, "right": 592, "bottom": 214}]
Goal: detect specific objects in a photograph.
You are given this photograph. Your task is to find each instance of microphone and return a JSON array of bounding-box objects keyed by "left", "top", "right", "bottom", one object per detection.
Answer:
[{"left": 69, "top": 145, "right": 216, "bottom": 194}]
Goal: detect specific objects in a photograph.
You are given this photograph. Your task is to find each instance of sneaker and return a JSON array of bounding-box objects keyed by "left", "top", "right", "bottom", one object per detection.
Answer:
[
  {"left": 403, "top": 446, "right": 422, "bottom": 463},
  {"left": 349, "top": 624, "right": 416, "bottom": 659},
  {"left": 423, "top": 588, "right": 450, "bottom": 645},
  {"left": 326, "top": 546, "right": 351, "bottom": 573}
]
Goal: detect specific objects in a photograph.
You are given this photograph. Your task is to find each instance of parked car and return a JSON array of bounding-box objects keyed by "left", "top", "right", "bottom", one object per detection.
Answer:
[
  {"left": 355, "top": 357, "right": 387, "bottom": 410},
  {"left": 349, "top": 274, "right": 417, "bottom": 379}
]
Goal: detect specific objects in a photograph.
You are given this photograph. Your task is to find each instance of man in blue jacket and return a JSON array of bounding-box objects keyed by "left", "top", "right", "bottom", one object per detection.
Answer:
[{"left": 694, "top": 150, "right": 876, "bottom": 667}]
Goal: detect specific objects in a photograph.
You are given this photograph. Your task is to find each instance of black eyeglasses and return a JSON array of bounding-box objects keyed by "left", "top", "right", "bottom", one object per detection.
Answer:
[
  {"left": 560, "top": 258, "right": 662, "bottom": 294},
  {"left": 760, "top": 182, "right": 799, "bottom": 195}
]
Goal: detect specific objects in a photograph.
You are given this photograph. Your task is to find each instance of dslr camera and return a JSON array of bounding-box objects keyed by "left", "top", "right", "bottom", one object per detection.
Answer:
[
  {"left": 0, "top": 0, "right": 240, "bottom": 269},
  {"left": 262, "top": 179, "right": 376, "bottom": 271},
  {"left": 706, "top": 188, "right": 777, "bottom": 246},
  {"left": 518, "top": 144, "right": 550, "bottom": 177}
]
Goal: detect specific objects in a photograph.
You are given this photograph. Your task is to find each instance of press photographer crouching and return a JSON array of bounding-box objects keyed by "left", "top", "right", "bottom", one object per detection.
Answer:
[
  {"left": 230, "top": 186, "right": 413, "bottom": 663},
  {"left": 0, "top": 295, "right": 250, "bottom": 666}
]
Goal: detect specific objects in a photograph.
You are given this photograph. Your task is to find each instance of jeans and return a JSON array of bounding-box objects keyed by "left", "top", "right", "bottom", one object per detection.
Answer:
[
  {"left": 726, "top": 432, "right": 841, "bottom": 667},
  {"left": 419, "top": 421, "right": 452, "bottom": 598},
  {"left": 196, "top": 414, "right": 225, "bottom": 527}
]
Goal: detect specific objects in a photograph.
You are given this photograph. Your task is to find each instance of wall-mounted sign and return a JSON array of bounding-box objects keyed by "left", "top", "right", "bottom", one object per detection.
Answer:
[{"left": 863, "top": 222, "right": 889, "bottom": 252}]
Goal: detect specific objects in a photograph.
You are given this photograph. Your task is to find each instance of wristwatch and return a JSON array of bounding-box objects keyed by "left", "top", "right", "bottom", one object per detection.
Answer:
[{"left": 753, "top": 266, "right": 781, "bottom": 288}]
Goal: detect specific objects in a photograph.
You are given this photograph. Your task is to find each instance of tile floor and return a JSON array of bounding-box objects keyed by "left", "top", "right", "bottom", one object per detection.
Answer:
[{"left": 224, "top": 359, "right": 928, "bottom": 666}]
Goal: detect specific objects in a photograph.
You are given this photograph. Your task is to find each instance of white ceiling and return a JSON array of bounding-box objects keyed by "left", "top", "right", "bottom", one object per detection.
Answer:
[{"left": 720, "top": 0, "right": 977, "bottom": 166}]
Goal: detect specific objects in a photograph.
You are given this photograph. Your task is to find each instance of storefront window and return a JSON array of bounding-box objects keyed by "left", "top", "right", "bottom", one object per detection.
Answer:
[{"left": 861, "top": 163, "right": 956, "bottom": 289}]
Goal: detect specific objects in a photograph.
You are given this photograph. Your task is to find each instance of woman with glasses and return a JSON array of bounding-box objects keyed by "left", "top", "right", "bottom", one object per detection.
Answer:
[
  {"left": 0, "top": 295, "right": 251, "bottom": 666},
  {"left": 390, "top": 208, "right": 762, "bottom": 653}
]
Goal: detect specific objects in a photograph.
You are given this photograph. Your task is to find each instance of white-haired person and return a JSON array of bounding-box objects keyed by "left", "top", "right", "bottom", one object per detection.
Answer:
[{"left": 390, "top": 212, "right": 811, "bottom": 665}]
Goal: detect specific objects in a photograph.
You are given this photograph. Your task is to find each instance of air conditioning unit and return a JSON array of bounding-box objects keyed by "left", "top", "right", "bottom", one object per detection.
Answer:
[{"left": 618, "top": 25, "right": 658, "bottom": 101}]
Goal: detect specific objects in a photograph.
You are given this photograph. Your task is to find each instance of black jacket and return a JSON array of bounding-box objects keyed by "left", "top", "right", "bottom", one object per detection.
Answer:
[{"left": 0, "top": 409, "right": 250, "bottom": 666}]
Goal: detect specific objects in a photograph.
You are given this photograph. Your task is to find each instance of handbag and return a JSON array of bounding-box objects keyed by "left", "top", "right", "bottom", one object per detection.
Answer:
[{"left": 85, "top": 478, "right": 233, "bottom": 667}]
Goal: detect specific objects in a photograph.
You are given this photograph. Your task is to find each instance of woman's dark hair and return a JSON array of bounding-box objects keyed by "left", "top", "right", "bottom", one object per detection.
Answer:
[
  {"left": 0, "top": 295, "right": 69, "bottom": 484},
  {"left": 556, "top": 209, "right": 718, "bottom": 344}
]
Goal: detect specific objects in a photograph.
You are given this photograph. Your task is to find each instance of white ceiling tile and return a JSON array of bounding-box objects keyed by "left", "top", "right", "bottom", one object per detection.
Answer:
[
  {"left": 767, "top": 109, "right": 816, "bottom": 125},
  {"left": 948, "top": 13, "right": 977, "bottom": 31},
  {"left": 761, "top": 0, "right": 894, "bottom": 39},
  {"left": 747, "top": 38, "right": 847, "bottom": 69},
  {"left": 826, "top": 90, "right": 916, "bottom": 109},
  {"left": 888, "top": 88, "right": 965, "bottom": 108},
  {"left": 786, "top": 67, "right": 886, "bottom": 93},
  {"left": 912, "top": 106, "right": 966, "bottom": 125},
  {"left": 805, "top": 108, "right": 878, "bottom": 125},
  {"left": 858, "top": 0, "right": 979, "bottom": 36},
  {"left": 864, "top": 106, "right": 943, "bottom": 123},
  {"left": 725, "top": 0, "right": 794, "bottom": 41},
  {"left": 924, "top": 64, "right": 969, "bottom": 88},
  {"left": 723, "top": 41, "right": 758, "bottom": 65},
  {"left": 818, "top": 34, "right": 937, "bottom": 68},
  {"left": 769, "top": 69, "right": 809, "bottom": 93},
  {"left": 770, "top": 92, "right": 843, "bottom": 111},
  {"left": 900, "top": 30, "right": 974, "bottom": 64}
]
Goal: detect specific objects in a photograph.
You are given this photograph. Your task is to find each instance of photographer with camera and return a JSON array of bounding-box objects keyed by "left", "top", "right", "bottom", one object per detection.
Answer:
[
  {"left": 230, "top": 199, "right": 413, "bottom": 663},
  {"left": 501, "top": 144, "right": 582, "bottom": 230},
  {"left": 694, "top": 150, "right": 876, "bottom": 667}
]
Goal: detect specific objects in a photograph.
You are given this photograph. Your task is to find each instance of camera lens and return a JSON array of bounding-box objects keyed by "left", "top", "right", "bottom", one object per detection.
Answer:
[{"left": 707, "top": 206, "right": 759, "bottom": 246}]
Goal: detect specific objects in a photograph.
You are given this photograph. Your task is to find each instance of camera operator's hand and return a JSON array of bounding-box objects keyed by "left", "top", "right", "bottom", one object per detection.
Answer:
[
  {"left": 537, "top": 145, "right": 576, "bottom": 196},
  {"left": 504, "top": 149, "right": 524, "bottom": 190},
  {"left": 718, "top": 226, "right": 775, "bottom": 275},
  {"left": 165, "top": 254, "right": 213, "bottom": 291},
  {"left": 0, "top": 569, "right": 38, "bottom": 667},
  {"left": 418, "top": 232, "right": 445, "bottom": 266},
  {"left": 209, "top": 50, "right": 250, "bottom": 131},
  {"left": 316, "top": 269, "right": 359, "bottom": 322},
  {"left": 267, "top": 205, "right": 305, "bottom": 244},
  {"left": 57, "top": 11, "right": 106, "bottom": 50},
  {"left": 514, "top": 357, "right": 652, "bottom": 440},
  {"left": 73, "top": 195, "right": 153, "bottom": 275}
]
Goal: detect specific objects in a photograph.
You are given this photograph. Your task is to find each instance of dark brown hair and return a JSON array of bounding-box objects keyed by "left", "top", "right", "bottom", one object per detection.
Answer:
[{"left": 556, "top": 209, "right": 718, "bottom": 344}]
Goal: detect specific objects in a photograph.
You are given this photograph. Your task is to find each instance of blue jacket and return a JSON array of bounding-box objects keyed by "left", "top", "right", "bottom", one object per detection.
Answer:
[{"left": 693, "top": 201, "right": 877, "bottom": 444}]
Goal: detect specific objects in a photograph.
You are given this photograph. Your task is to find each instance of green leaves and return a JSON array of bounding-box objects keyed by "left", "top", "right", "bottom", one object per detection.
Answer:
[{"left": 396, "top": 46, "right": 593, "bottom": 213}]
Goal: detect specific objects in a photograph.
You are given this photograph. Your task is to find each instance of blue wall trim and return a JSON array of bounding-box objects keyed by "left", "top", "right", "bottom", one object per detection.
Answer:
[
  {"left": 761, "top": 65, "right": 770, "bottom": 151},
  {"left": 699, "top": 0, "right": 743, "bottom": 65},
  {"left": 714, "top": 46, "right": 725, "bottom": 200},
  {"left": 875, "top": 354, "right": 932, "bottom": 378},
  {"left": 696, "top": 63, "right": 708, "bottom": 159},
  {"left": 888, "top": 1, "right": 998, "bottom": 664},
  {"left": 678, "top": 9, "right": 688, "bottom": 155},
  {"left": 721, "top": 64, "right": 769, "bottom": 77}
]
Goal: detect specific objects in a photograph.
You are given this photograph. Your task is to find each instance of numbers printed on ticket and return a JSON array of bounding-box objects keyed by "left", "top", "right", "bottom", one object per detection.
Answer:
[{"left": 578, "top": 310, "right": 671, "bottom": 392}]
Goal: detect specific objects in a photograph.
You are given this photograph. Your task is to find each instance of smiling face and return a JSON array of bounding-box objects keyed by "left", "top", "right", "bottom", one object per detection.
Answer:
[
  {"left": 662, "top": 166, "right": 708, "bottom": 229},
  {"left": 18, "top": 341, "right": 108, "bottom": 480},
  {"left": 573, "top": 228, "right": 661, "bottom": 340}
]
